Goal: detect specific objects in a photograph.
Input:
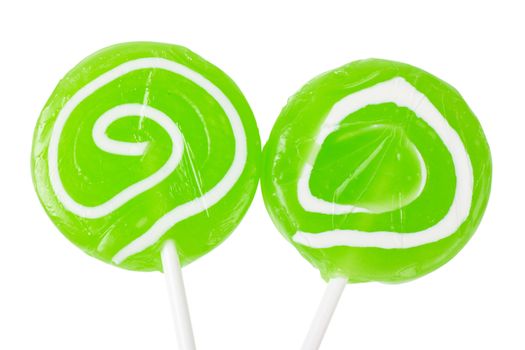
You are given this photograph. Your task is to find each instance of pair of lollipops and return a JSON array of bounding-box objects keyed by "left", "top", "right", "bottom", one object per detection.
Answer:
[{"left": 32, "top": 42, "right": 491, "bottom": 350}]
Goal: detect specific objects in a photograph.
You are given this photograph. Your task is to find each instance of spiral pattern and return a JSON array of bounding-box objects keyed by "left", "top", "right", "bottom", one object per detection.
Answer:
[
  {"left": 293, "top": 77, "right": 473, "bottom": 249},
  {"left": 46, "top": 57, "right": 248, "bottom": 264}
]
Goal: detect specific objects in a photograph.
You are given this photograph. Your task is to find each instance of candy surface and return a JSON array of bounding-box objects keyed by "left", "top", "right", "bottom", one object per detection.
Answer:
[
  {"left": 262, "top": 59, "right": 491, "bottom": 283},
  {"left": 32, "top": 42, "right": 260, "bottom": 271}
]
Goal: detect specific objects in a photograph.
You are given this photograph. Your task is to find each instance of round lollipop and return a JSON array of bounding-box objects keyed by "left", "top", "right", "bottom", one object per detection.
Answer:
[
  {"left": 32, "top": 42, "right": 260, "bottom": 349},
  {"left": 262, "top": 59, "right": 491, "bottom": 349}
]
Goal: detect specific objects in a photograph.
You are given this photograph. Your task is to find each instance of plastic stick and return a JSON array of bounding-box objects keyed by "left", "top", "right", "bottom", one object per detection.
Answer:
[
  {"left": 301, "top": 277, "right": 347, "bottom": 350},
  {"left": 161, "top": 240, "right": 197, "bottom": 350}
]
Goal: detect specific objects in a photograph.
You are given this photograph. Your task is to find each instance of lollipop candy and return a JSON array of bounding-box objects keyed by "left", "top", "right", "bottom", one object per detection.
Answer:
[
  {"left": 262, "top": 59, "right": 491, "bottom": 349},
  {"left": 32, "top": 42, "right": 260, "bottom": 348}
]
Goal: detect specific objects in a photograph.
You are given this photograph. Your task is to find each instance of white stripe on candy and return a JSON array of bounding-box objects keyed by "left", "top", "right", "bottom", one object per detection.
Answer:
[
  {"left": 293, "top": 77, "right": 473, "bottom": 249},
  {"left": 48, "top": 58, "right": 247, "bottom": 264}
]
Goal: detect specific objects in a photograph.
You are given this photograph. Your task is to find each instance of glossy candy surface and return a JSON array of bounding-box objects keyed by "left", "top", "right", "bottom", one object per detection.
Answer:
[
  {"left": 32, "top": 42, "right": 260, "bottom": 271},
  {"left": 262, "top": 59, "right": 491, "bottom": 283}
]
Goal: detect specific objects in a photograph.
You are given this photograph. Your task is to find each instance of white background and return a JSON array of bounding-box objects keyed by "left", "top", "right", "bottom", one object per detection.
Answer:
[{"left": 1, "top": 1, "right": 524, "bottom": 349}]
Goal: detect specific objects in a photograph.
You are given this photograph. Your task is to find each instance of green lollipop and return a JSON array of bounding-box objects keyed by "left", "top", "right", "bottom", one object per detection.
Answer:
[
  {"left": 32, "top": 42, "right": 260, "bottom": 349},
  {"left": 32, "top": 42, "right": 260, "bottom": 271},
  {"left": 262, "top": 59, "right": 491, "bottom": 349}
]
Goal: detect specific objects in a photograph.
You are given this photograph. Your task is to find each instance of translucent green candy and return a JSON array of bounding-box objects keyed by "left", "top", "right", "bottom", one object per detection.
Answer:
[
  {"left": 262, "top": 59, "right": 491, "bottom": 283},
  {"left": 32, "top": 42, "right": 260, "bottom": 271}
]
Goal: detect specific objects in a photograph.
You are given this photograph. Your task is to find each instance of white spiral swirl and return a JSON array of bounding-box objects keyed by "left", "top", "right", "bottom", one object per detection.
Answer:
[
  {"left": 293, "top": 77, "right": 473, "bottom": 249},
  {"left": 48, "top": 58, "right": 247, "bottom": 264}
]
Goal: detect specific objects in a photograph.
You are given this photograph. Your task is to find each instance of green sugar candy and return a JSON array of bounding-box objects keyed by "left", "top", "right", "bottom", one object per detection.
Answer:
[
  {"left": 32, "top": 42, "right": 261, "bottom": 271},
  {"left": 262, "top": 59, "right": 491, "bottom": 283}
]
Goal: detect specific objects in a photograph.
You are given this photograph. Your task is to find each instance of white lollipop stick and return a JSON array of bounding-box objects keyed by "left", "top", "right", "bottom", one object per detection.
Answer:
[
  {"left": 161, "top": 240, "right": 197, "bottom": 350},
  {"left": 301, "top": 277, "right": 347, "bottom": 350}
]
